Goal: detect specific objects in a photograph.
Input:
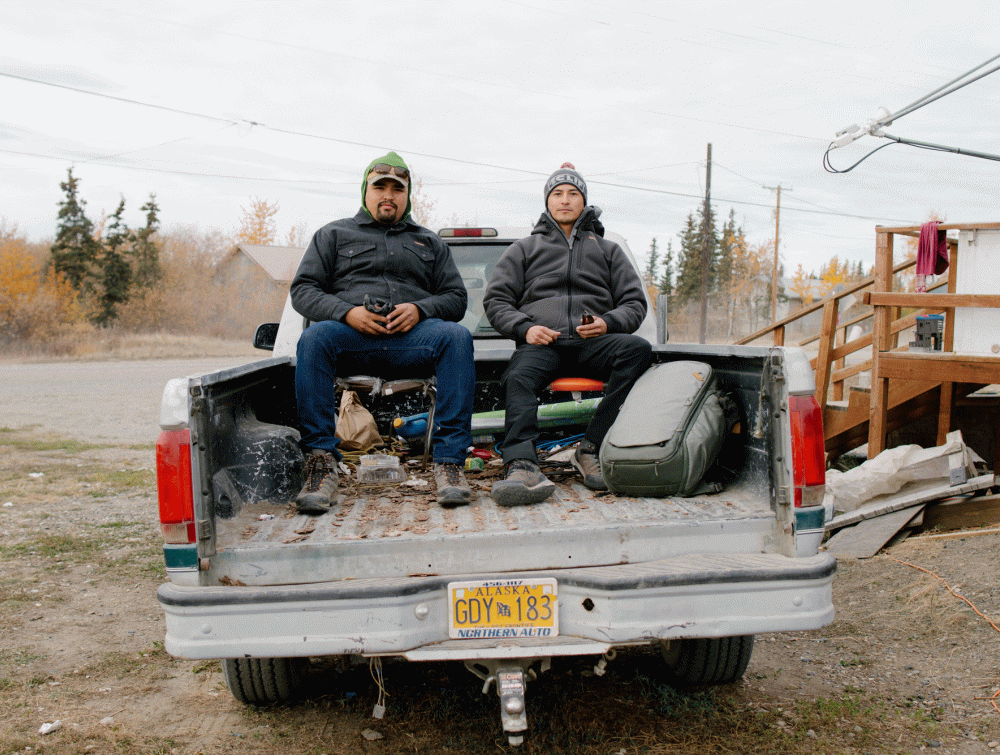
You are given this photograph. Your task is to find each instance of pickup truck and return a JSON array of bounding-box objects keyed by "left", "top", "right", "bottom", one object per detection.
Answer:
[{"left": 155, "top": 227, "right": 835, "bottom": 745}]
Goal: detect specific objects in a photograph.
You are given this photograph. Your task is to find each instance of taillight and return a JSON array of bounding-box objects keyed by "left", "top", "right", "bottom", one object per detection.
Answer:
[
  {"left": 789, "top": 394, "right": 825, "bottom": 507},
  {"left": 156, "top": 429, "right": 196, "bottom": 543},
  {"left": 437, "top": 228, "right": 498, "bottom": 237}
]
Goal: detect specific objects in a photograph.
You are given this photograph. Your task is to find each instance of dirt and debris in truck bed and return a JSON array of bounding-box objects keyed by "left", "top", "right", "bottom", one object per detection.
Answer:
[{"left": 215, "top": 455, "right": 767, "bottom": 552}]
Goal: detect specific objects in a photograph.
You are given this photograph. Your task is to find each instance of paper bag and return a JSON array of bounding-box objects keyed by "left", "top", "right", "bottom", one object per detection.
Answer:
[{"left": 335, "top": 391, "right": 381, "bottom": 452}]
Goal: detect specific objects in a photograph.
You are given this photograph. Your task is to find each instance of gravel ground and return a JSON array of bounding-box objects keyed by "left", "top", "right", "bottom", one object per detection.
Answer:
[{"left": 1, "top": 358, "right": 998, "bottom": 755}]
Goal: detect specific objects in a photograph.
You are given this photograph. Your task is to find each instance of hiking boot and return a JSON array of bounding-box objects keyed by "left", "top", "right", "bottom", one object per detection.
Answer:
[
  {"left": 491, "top": 459, "right": 556, "bottom": 507},
  {"left": 433, "top": 462, "right": 472, "bottom": 507},
  {"left": 295, "top": 450, "right": 339, "bottom": 514},
  {"left": 571, "top": 441, "right": 608, "bottom": 491}
]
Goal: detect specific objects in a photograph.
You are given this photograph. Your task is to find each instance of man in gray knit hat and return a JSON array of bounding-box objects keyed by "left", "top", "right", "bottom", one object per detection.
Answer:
[{"left": 484, "top": 163, "right": 653, "bottom": 506}]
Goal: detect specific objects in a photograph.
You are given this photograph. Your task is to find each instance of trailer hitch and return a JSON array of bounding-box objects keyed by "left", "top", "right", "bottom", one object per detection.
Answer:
[{"left": 465, "top": 658, "right": 550, "bottom": 746}]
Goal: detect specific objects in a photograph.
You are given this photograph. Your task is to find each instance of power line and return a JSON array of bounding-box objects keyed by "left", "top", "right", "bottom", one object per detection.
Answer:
[
  {"left": 0, "top": 70, "right": 235, "bottom": 125},
  {"left": 0, "top": 70, "right": 918, "bottom": 224}
]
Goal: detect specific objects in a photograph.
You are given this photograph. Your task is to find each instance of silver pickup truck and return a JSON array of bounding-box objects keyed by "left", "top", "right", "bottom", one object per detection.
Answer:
[{"left": 154, "top": 227, "right": 834, "bottom": 745}]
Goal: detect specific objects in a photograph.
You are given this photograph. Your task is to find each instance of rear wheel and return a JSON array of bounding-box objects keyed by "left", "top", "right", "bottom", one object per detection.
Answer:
[
  {"left": 658, "top": 635, "right": 754, "bottom": 686},
  {"left": 222, "top": 657, "right": 307, "bottom": 705}
]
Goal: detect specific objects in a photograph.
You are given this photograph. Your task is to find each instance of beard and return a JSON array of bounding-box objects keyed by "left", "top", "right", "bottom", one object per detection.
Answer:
[{"left": 375, "top": 202, "right": 399, "bottom": 224}]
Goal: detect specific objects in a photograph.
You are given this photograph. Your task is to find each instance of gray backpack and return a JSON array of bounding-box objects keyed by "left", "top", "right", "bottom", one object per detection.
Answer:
[{"left": 599, "top": 361, "right": 736, "bottom": 497}]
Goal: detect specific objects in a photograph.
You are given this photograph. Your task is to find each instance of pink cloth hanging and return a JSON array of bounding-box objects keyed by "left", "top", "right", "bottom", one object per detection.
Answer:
[{"left": 915, "top": 221, "right": 949, "bottom": 293}]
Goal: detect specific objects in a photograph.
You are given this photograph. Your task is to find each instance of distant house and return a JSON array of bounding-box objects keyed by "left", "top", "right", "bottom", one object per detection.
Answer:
[
  {"left": 780, "top": 276, "right": 827, "bottom": 337},
  {"left": 213, "top": 244, "right": 307, "bottom": 291},
  {"left": 212, "top": 244, "right": 308, "bottom": 333}
]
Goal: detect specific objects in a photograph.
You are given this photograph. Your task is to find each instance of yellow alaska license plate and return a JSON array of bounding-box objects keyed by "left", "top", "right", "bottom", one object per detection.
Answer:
[{"left": 448, "top": 577, "right": 558, "bottom": 640}]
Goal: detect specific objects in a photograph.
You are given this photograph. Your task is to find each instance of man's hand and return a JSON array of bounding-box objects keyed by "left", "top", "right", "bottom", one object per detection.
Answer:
[
  {"left": 576, "top": 316, "right": 608, "bottom": 339},
  {"left": 526, "top": 325, "right": 561, "bottom": 345},
  {"left": 385, "top": 302, "right": 421, "bottom": 334},
  {"left": 345, "top": 306, "right": 390, "bottom": 335}
]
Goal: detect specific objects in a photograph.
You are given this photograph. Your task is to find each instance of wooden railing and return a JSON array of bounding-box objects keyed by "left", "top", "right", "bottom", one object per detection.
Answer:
[
  {"left": 865, "top": 225, "right": 1000, "bottom": 455},
  {"left": 736, "top": 256, "right": 949, "bottom": 409},
  {"left": 738, "top": 222, "right": 1000, "bottom": 459}
]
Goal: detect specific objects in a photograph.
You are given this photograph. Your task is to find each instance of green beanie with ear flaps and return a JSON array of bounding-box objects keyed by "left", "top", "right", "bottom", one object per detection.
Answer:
[{"left": 361, "top": 151, "right": 412, "bottom": 221}]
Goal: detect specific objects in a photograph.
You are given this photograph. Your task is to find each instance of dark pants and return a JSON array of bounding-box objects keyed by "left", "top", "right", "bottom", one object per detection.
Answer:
[
  {"left": 296, "top": 318, "right": 475, "bottom": 463},
  {"left": 499, "top": 334, "right": 653, "bottom": 464}
]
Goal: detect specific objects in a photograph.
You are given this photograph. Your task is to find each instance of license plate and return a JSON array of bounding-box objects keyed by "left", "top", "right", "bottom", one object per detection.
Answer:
[{"left": 448, "top": 577, "right": 558, "bottom": 639}]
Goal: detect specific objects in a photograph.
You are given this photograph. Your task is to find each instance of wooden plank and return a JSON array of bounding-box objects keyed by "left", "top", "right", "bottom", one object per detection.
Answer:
[
  {"left": 832, "top": 356, "right": 872, "bottom": 383},
  {"left": 878, "top": 354, "right": 1000, "bottom": 384},
  {"left": 827, "top": 472, "right": 997, "bottom": 531},
  {"left": 773, "top": 324, "right": 784, "bottom": 346},
  {"left": 868, "top": 292, "right": 1000, "bottom": 309},
  {"left": 833, "top": 323, "right": 846, "bottom": 402},
  {"left": 921, "top": 495, "right": 1000, "bottom": 532},
  {"left": 814, "top": 300, "right": 837, "bottom": 410},
  {"left": 876, "top": 222, "right": 1000, "bottom": 233},
  {"left": 824, "top": 506, "right": 925, "bottom": 559},
  {"left": 828, "top": 308, "right": 944, "bottom": 362},
  {"left": 914, "top": 526, "right": 1000, "bottom": 541},
  {"left": 937, "top": 381, "right": 953, "bottom": 446},
  {"left": 942, "top": 239, "right": 957, "bottom": 345},
  {"left": 869, "top": 230, "right": 894, "bottom": 456}
]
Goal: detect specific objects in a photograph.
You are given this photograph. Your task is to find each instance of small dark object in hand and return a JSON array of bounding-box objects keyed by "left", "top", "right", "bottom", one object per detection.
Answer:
[
  {"left": 364, "top": 295, "right": 393, "bottom": 316},
  {"left": 581, "top": 312, "right": 594, "bottom": 325}
]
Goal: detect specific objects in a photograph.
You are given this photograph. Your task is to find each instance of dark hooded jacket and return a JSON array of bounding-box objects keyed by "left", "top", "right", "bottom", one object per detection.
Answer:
[
  {"left": 484, "top": 206, "right": 647, "bottom": 343},
  {"left": 290, "top": 152, "right": 467, "bottom": 325}
]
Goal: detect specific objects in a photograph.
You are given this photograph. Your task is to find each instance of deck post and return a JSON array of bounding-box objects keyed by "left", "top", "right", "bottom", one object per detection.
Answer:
[{"left": 868, "top": 229, "right": 893, "bottom": 456}]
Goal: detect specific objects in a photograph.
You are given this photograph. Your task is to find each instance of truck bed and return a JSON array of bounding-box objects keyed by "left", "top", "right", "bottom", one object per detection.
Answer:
[{"left": 209, "top": 474, "right": 774, "bottom": 586}]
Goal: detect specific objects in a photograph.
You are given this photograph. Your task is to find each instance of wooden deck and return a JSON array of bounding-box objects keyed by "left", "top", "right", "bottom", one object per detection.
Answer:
[{"left": 738, "top": 222, "right": 1000, "bottom": 464}]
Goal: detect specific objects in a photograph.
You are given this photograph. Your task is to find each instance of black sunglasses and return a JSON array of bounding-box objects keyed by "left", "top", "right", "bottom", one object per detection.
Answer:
[{"left": 369, "top": 163, "right": 409, "bottom": 180}]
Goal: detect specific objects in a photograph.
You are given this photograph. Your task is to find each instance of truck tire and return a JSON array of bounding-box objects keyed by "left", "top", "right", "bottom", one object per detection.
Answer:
[
  {"left": 657, "top": 635, "right": 754, "bottom": 687},
  {"left": 222, "top": 657, "right": 307, "bottom": 705}
]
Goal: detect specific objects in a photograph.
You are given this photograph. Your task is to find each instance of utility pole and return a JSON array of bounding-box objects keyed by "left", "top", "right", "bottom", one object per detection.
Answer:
[
  {"left": 763, "top": 184, "right": 791, "bottom": 323},
  {"left": 699, "top": 143, "right": 712, "bottom": 344}
]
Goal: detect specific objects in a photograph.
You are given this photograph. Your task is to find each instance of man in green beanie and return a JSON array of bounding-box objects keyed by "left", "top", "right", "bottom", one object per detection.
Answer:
[{"left": 290, "top": 151, "right": 475, "bottom": 512}]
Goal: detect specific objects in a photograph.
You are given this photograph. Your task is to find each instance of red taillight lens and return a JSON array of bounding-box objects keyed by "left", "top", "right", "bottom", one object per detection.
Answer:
[
  {"left": 156, "top": 429, "right": 196, "bottom": 543},
  {"left": 789, "top": 394, "right": 826, "bottom": 507},
  {"left": 437, "top": 228, "right": 498, "bottom": 238}
]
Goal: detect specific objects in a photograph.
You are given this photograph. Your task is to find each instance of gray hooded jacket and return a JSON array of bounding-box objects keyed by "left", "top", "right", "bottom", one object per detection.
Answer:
[{"left": 484, "top": 207, "right": 647, "bottom": 342}]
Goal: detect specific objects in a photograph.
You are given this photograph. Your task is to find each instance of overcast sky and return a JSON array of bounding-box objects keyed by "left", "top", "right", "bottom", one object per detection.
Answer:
[{"left": 2, "top": 0, "right": 998, "bottom": 276}]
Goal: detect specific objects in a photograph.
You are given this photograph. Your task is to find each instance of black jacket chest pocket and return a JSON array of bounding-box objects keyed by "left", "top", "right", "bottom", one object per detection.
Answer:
[
  {"left": 402, "top": 240, "right": 435, "bottom": 264},
  {"left": 337, "top": 241, "right": 377, "bottom": 274}
]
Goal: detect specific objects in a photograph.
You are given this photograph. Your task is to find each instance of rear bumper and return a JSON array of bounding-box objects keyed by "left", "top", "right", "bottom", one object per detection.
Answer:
[{"left": 158, "top": 552, "right": 836, "bottom": 661}]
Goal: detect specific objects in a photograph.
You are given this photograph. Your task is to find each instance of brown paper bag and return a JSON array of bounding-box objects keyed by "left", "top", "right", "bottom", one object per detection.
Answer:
[{"left": 335, "top": 391, "right": 382, "bottom": 452}]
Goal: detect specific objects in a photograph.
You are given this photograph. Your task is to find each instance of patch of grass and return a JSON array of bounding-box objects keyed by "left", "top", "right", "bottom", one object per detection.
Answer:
[
  {"left": 0, "top": 648, "right": 42, "bottom": 666},
  {"left": 0, "top": 432, "right": 104, "bottom": 453},
  {"left": 839, "top": 657, "right": 874, "bottom": 667}
]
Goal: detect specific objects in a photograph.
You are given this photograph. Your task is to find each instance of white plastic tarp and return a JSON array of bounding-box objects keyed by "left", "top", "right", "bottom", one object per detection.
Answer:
[{"left": 824, "top": 435, "right": 965, "bottom": 514}]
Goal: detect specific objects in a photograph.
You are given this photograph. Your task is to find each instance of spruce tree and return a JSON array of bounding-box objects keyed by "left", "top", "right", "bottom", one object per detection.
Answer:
[
  {"left": 644, "top": 238, "right": 659, "bottom": 285},
  {"left": 133, "top": 193, "right": 161, "bottom": 289},
  {"left": 659, "top": 240, "right": 674, "bottom": 295},
  {"left": 674, "top": 212, "right": 702, "bottom": 304},
  {"left": 50, "top": 168, "right": 100, "bottom": 291},
  {"left": 716, "top": 209, "right": 740, "bottom": 294},
  {"left": 96, "top": 197, "right": 132, "bottom": 325},
  {"left": 674, "top": 206, "right": 719, "bottom": 305}
]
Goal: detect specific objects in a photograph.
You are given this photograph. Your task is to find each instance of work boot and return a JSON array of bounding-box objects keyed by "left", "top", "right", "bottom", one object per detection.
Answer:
[
  {"left": 571, "top": 440, "right": 608, "bottom": 491},
  {"left": 491, "top": 459, "right": 556, "bottom": 507},
  {"left": 295, "top": 450, "right": 339, "bottom": 514},
  {"left": 433, "top": 462, "right": 473, "bottom": 507}
]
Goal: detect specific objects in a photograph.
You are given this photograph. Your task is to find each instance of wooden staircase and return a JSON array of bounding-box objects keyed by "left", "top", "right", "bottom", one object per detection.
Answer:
[
  {"left": 737, "top": 222, "right": 1000, "bottom": 462},
  {"left": 824, "top": 381, "right": 980, "bottom": 459}
]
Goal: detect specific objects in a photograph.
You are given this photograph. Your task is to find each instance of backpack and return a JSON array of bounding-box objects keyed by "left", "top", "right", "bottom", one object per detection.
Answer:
[{"left": 599, "top": 361, "right": 739, "bottom": 497}]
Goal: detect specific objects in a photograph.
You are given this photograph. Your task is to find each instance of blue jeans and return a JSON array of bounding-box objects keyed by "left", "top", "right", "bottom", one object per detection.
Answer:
[{"left": 295, "top": 318, "right": 475, "bottom": 464}]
